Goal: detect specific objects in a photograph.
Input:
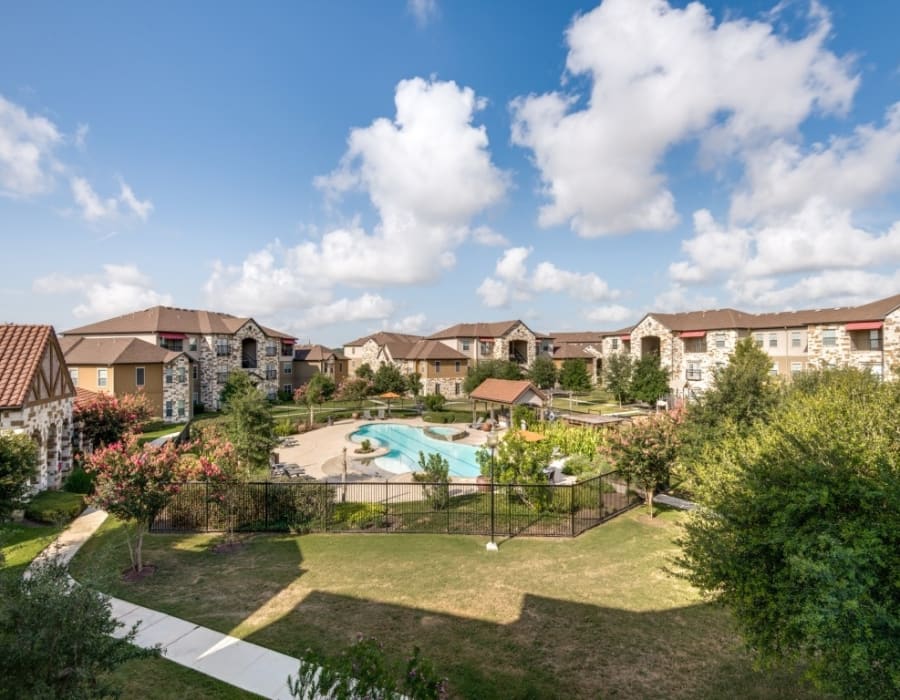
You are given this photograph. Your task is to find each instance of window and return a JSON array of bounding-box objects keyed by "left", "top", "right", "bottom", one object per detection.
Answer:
[
  {"left": 164, "top": 367, "right": 173, "bottom": 384},
  {"left": 159, "top": 337, "right": 183, "bottom": 351},
  {"left": 192, "top": 364, "right": 198, "bottom": 380},
  {"left": 282, "top": 362, "right": 292, "bottom": 375},
  {"left": 177, "top": 400, "right": 185, "bottom": 418},
  {"left": 868, "top": 329, "right": 882, "bottom": 351},
  {"left": 822, "top": 329, "right": 837, "bottom": 347},
  {"left": 283, "top": 384, "right": 293, "bottom": 394},
  {"left": 684, "top": 337, "right": 705, "bottom": 353},
  {"left": 455, "top": 360, "right": 461, "bottom": 373},
  {"left": 265, "top": 342, "right": 277, "bottom": 357},
  {"left": 97, "top": 368, "right": 108, "bottom": 387},
  {"left": 434, "top": 361, "right": 441, "bottom": 374},
  {"left": 69, "top": 368, "right": 78, "bottom": 385},
  {"left": 216, "top": 339, "right": 231, "bottom": 356},
  {"left": 542, "top": 342, "right": 552, "bottom": 353},
  {"left": 770, "top": 363, "right": 779, "bottom": 375},
  {"left": 281, "top": 343, "right": 293, "bottom": 357},
  {"left": 455, "top": 382, "right": 461, "bottom": 396},
  {"left": 136, "top": 367, "right": 145, "bottom": 386},
  {"left": 686, "top": 362, "right": 702, "bottom": 381},
  {"left": 715, "top": 332, "right": 725, "bottom": 348},
  {"left": 769, "top": 333, "right": 778, "bottom": 348},
  {"left": 266, "top": 365, "right": 277, "bottom": 380},
  {"left": 177, "top": 366, "right": 187, "bottom": 383},
  {"left": 193, "top": 391, "right": 199, "bottom": 404},
  {"left": 611, "top": 338, "right": 619, "bottom": 350},
  {"left": 479, "top": 341, "right": 492, "bottom": 355},
  {"left": 434, "top": 382, "right": 441, "bottom": 395},
  {"left": 165, "top": 401, "right": 173, "bottom": 418},
  {"left": 217, "top": 371, "right": 229, "bottom": 384},
  {"left": 791, "top": 362, "right": 803, "bottom": 376},
  {"left": 754, "top": 333, "right": 763, "bottom": 347},
  {"left": 461, "top": 340, "right": 470, "bottom": 352},
  {"left": 791, "top": 331, "right": 802, "bottom": 348},
  {"left": 188, "top": 337, "right": 197, "bottom": 352}
]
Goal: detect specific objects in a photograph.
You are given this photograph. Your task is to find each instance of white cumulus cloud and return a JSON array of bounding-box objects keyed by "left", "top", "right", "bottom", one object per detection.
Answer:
[
  {"left": 511, "top": 0, "right": 857, "bottom": 237},
  {"left": 0, "top": 94, "right": 62, "bottom": 198},
  {"left": 33, "top": 264, "right": 172, "bottom": 320},
  {"left": 70, "top": 176, "right": 154, "bottom": 222},
  {"left": 584, "top": 304, "right": 633, "bottom": 325}
]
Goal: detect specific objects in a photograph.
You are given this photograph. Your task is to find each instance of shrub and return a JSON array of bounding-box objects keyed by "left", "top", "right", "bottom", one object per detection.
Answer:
[
  {"left": 274, "top": 418, "right": 296, "bottom": 437},
  {"left": 423, "top": 394, "right": 446, "bottom": 412},
  {"left": 423, "top": 410, "right": 470, "bottom": 424},
  {"left": 24, "top": 491, "right": 85, "bottom": 524},
  {"left": 63, "top": 466, "right": 94, "bottom": 495},
  {"left": 358, "top": 439, "right": 373, "bottom": 453}
]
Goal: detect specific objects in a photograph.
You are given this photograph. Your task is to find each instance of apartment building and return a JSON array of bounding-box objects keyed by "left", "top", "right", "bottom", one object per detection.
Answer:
[
  {"left": 342, "top": 332, "right": 425, "bottom": 376},
  {"left": 428, "top": 321, "right": 553, "bottom": 369},
  {"left": 389, "top": 340, "right": 469, "bottom": 398},
  {"left": 0, "top": 324, "right": 75, "bottom": 490},
  {"left": 63, "top": 306, "right": 295, "bottom": 410},
  {"left": 549, "top": 332, "right": 604, "bottom": 383},
  {"left": 60, "top": 336, "right": 193, "bottom": 423},
  {"left": 293, "top": 345, "right": 348, "bottom": 390}
]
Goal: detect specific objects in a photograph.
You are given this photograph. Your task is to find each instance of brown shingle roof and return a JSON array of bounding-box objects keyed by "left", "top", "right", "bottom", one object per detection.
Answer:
[
  {"left": 469, "top": 378, "right": 547, "bottom": 404},
  {"left": 429, "top": 321, "right": 530, "bottom": 340},
  {"left": 553, "top": 343, "right": 600, "bottom": 359},
  {"left": 343, "top": 331, "right": 425, "bottom": 348},
  {"left": 294, "top": 344, "right": 344, "bottom": 362},
  {"left": 391, "top": 340, "right": 468, "bottom": 361},
  {"left": 0, "top": 325, "right": 54, "bottom": 408},
  {"left": 550, "top": 332, "right": 606, "bottom": 343},
  {"left": 74, "top": 387, "right": 100, "bottom": 409},
  {"left": 60, "top": 336, "right": 183, "bottom": 365},
  {"left": 62, "top": 305, "right": 294, "bottom": 339}
]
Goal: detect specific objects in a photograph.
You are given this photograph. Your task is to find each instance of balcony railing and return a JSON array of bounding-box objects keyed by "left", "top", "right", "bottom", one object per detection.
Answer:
[
  {"left": 265, "top": 370, "right": 278, "bottom": 380},
  {"left": 241, "top": 359, "right": 258, "bottom": 369},
  {"left": 216, "top": 345, "right": 231, "bottom": 356},
  {"left": 265, "top": 347, "right": 277, "bottom": 356}
]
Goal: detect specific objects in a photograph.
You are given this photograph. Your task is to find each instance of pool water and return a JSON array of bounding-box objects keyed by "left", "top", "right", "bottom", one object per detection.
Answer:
[{"left": 350, "top": 423, "right": 481, "bottom": 478}]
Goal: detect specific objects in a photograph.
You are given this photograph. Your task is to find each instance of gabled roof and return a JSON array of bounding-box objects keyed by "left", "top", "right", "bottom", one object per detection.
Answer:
[
  {"left": 550, "top": 332, "right": 606, "bottom": 344},
  {"left": 553, "top": 343, "right": 601, "bottom": 359},
  {"left": 643, "top": 308, "right": 758, "bottom": 332},
  {"left": 74, "top": 387, "right": 101, "bottom": 409},
  {"left": 0, "top": 324, "right": 54, "bottom": 408},
  {"left": 60, "top": 336, "right": 184, "bottom": 365},
  {"left": 469, "top": 378, "right": 547, "bottom": 405},
  {"left": 390, "top": 339, "right": 468, "bottom": 361},
  {"left": 429, "top": 320, "right": 534, "bottom": 340},
  {"left": 62, "top": 305, "right": 294, "bottom": 339},
  {"left": 294, "top": 344, "right": 344, "bottom": 362},
  {"left": 343, "top": 331, "right": 424, "bottom": 348}
]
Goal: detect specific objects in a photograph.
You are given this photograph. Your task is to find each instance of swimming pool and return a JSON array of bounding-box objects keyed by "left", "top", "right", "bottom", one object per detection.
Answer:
[{"left": 350, "top": 423, "right": 481, "bottom": 478}]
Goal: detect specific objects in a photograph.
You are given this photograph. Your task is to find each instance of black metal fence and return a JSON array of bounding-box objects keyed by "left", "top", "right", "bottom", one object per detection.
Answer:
[{"left": 151, "top": 471, "right": 641, "bottom": 538}]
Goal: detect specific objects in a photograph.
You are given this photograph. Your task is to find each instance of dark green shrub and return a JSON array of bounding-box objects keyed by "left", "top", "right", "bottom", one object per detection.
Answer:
[
  {"left": 274, "top": 418, "right": 296, "bottom": 437},
  {"left": 423, "top": 394, "right": 446, "bottom": 412},
  {"left": 423, "top": 411, "right": 470, "bottom": 424},
  {"left": 63, "top": 466, "right": 94, "bottom": 494},
  {"left": 24, "top": 491, "right": 85, "bottom": 524}
]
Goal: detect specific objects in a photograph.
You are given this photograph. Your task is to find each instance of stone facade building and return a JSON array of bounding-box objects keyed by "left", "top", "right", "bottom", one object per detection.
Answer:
[
  {"left": 549, "top": 332, "right": 606, "bottom": 384},
  {"left": 342, "top": 332, "right": 425, "bottom": 376},
  {"left": 0, "top": 325, "right": 75, "bottom": 491},
  {"left": 62, "top": 306, "right": 295, "bottom": 411},
  {"left": 293, "top": 345, "right": 348, "bottom": 390},
  {"left": 428, "top": 320, "right": 553, "bottom": 370},
  {"left": 61, "top": 336, "right": 193, "bottom": 423}
]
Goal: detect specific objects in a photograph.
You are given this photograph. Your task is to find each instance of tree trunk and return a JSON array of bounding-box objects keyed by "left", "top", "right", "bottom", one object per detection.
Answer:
[{"left": 647, "top": 487, "right": 654, "bottom": 518}]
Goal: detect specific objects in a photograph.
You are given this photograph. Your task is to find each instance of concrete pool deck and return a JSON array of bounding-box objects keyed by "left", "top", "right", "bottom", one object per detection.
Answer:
[{"left": 273, "top": 417, "right": 496, "bottom": 483}]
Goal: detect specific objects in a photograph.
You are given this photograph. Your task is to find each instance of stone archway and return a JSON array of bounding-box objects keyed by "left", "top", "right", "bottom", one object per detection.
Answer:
[{"left": 241, "top": 338, "right": 258, "bottom": 369}]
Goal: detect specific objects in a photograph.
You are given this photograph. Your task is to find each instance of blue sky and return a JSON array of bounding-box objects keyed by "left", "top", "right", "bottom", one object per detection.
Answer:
[{"left": 2, "top": 0, "right": 900, "bottom": 345}]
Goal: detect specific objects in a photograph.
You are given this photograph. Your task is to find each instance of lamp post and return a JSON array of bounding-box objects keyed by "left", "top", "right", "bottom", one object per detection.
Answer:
[{"left": 485, "top": 430, "right": 499, "bottom": 552}]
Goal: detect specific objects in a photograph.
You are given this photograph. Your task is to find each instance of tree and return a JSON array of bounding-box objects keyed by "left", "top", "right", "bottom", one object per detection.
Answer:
[
  {"left": 558, "top": 359, "right": 591, "bottom": 392},
  {"left": 423, "top": 393, "right": 446, "bottom": 412},
  {"left": 338, "top": 377, "right": 373, "bottom": 410},
  {"left": 463, "top": 360, "right": 523, "bottom": 394},
  {"left": 355, "top": 363, "right": 375, "bottom": 381},
  {"left": 678, "top": 369, "right": 900, "bottom": 698},
  {"left": 0, "top": 558, "right": 156, "bottom": 699},
  {"left": 74, "top": 391, "right": 152, "bottom": 450},
  {"left": 224, "top": 380, "right": 277, "bottom": 469},
  {"left": 602, "top": 412, "right": 679, "bottom": 517},
  {"left": 413, "top": 452, "right": 450, "bottom": 510},
  {"left": 476, "top": 431, "right": 554, "bottom": 510},
  {"left": 629, "top": 354, "right": 670, "bottom": 404},
  {"left": 604, "top": 353, "right": 634, "bottom": 405},
  {"left": 218, "top": 370, "right": 257, "bottom": 409},
  {"left": 0, "top": 433, "right": 37, "bottom": 520},
  {"left": 528, "top": 355, "right": 558, "bottom": 390},
  {"left": 86, "top": 435, "right": 196, "bottom": 572},
  {"left": 196, "top": 437, "right": 246, "bottom": 545},
  {"left": 294, "top": 373, "right": 336, "bottom": 427},
  {"left": 406, "top": 372, "right": 423, "bottom": 400},
  {"left": 373, "top": 363, "right": 407, "bottom": 395}
]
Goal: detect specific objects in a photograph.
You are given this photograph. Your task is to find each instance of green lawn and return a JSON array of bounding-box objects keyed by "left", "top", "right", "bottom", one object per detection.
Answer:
[
  {"left": 139, "top": 423, "right": 187, "bottom": 442},
  {"left": 70, "top": 509, "right": 827, "bottom": 700},
  {"left": 0, "top": 521, "right": 259, "bottom": 698}
]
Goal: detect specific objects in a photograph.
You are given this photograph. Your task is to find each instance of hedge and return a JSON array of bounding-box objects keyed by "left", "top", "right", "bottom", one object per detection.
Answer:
[{"left": 24, "top": 491, "right": 86, "bottom": 525}]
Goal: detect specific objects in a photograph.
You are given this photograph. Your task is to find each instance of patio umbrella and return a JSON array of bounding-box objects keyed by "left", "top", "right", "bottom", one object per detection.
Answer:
[
  {"left": 517, "top": 430, "right": 546, "bottom": 442},
  {"left": 378, "top": 391, "right": 402, "bottom": 415}
]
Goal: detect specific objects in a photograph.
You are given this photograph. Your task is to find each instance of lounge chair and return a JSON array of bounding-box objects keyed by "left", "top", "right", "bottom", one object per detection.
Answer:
[
  {"left": 362, "top": 409, "right": 373, "bottom": 420},
  {"left": 377, "top": 408, "right": 386, "bottom": 419}
]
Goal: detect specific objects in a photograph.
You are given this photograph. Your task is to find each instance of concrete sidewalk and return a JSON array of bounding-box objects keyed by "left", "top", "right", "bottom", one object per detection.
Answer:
[{"left": 31, "top": 508, "right": 308, "bottom": 699}]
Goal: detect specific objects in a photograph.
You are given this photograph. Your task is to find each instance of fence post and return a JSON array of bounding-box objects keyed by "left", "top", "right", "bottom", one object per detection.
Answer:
[
  {"left": 321, "top": 482, "right": 327, "bottom": 532},
  {"left": 385, "top": 480, "right": 389, "bottom": 532},
  {"left": 570, "top": 484, "right": 575, "bottom": 536},
  {"left": 264, "top": 481, "right": 269, "bottom": 531},
  {"left": 506, "top": 487, "right": 511, "bottom": 536},
  {"left": 447, "top": 483, "right": 451, "bottom": 534},
  {"left": 205, "top": 481, "right": 209, "bottom": 532}
]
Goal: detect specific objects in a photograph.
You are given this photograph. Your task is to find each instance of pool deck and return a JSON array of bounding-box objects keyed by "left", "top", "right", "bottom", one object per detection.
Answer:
[{"left": 273, "top": 417, "right": 496, "bottom": 483}]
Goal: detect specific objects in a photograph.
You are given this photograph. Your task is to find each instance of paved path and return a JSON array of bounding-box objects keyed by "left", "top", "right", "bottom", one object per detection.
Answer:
[
  {"left": 30, "top": 508, "right": 308, "bottom": 699},
  {"left": 653, "top": 493, "right": 697, "bottom": 510}
]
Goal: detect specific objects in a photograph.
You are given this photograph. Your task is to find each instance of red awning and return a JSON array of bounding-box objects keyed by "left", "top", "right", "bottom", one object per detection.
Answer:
[
  {"left": 845, "top": 321, "right": 883, "bottom": 331},
  {"left": 680, "top": 330, "right": 706, "bottom": 338},
  {"left": 158, "top": 332, "right": 186, "bottom": 340},
  {"left": 619, "top": 334, "right": 630, "bottom": 341}
]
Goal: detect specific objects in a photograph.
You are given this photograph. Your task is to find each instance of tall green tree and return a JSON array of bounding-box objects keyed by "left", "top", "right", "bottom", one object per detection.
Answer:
[
  {"left": 218, "top": 370, "right": 257, "bottom": 408},
  {"left": 293, "top": 373, "right": 336, "bottom": 427},
  {"left": 373, "top": 363, "right": 407, "bottom": 394},
  {"left": 527, "top": 355, "right": 558, "bottom": 390},
  {"left": 629, "top": 355, "right": 670, "bottom": 404},
  {"left": 678, "top": 369, "right": 900, "bottom": 698},
  {"left": 338, "top": 377, "right": 373, "bottom": 409},
  {"left": 604, "top": 353, "right": 634, "bottom": 405},
  {"left": 223, "top": 381, "right": 277, "bottom": 469},
  {"left": 406, "top": 372, "right": 423, "bottom": 400},
  {"left": 413, "top": 452, "right": 451, "bottom": 510},
  {"left": 355, "top": 363, "right": 375, "bottom": 381},
  {"left": 0, "top": 433, "right": 37, "bottom": 520},
  {"left": 0, "top": 558, "right": 156, "bottom": 699},
  {"left": 463, "top": 360, "right": 523, "bottom": 394},
  {"left": 558, "top": 359, "right": 591, "bottom": 392}
]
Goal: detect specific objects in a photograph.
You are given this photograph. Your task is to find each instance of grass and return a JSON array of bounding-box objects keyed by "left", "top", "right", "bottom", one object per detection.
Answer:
[
  {"left": 0, "top": 521, "right": 64, "bottom": 583},
  {"left": 23, "top": 490, "right": 86, "bottom": 524},
  {"left": 139, "top": 422, "right": 187, "bottom": 442},
  {"left": 70, "top": 508, "right": 826, "bottom": 699}
]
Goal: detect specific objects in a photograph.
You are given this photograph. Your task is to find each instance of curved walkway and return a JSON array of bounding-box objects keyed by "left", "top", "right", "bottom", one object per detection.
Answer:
[{"left": 31, "top": 508, "right": 306, "bottom": 700}]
